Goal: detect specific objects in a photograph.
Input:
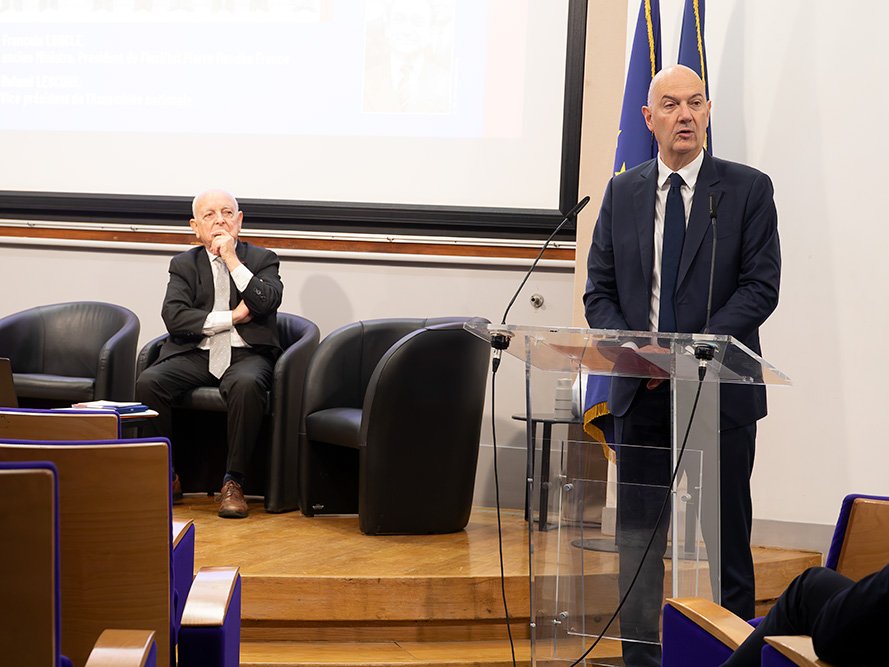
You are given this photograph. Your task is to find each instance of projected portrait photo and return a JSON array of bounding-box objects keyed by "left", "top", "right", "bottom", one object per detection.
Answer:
[{"left": 362, "top": 0, "right": 455, "bottom": 114}]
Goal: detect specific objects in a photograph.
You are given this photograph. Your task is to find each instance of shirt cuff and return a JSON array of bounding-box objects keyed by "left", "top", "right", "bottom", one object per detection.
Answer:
[
  {"left": 202, "top": 309, "right": 233, "bottom": 335},
  {"left": 230, "top": 263, "right": 253, "bottom": 293}
]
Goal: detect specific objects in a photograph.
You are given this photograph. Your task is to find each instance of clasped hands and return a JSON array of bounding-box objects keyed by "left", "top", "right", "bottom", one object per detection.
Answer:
[{"left": 211, "top": 231, "right": 252, "bottom": 325}]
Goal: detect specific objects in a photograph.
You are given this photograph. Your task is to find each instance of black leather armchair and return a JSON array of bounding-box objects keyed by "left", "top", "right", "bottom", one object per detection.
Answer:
[
  {"left": 299, "top": 317, "right": 490, "bottom": 534},
  {"left": 136, "top": 312, "right": 320, "bottom": 512},
  {"left": 0, "top": 301, "right": 140, "bottom": 407}
]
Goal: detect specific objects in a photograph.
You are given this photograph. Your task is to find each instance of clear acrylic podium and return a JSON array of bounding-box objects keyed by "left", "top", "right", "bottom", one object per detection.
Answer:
[{"left": 465, "top": 322, "right": 790, "bottom": 665}]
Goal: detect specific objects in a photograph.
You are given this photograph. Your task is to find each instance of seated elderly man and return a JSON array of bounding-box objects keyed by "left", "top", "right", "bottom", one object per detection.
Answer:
[{"left": 136, "top": 189, "right": 283, "bottom": 518}]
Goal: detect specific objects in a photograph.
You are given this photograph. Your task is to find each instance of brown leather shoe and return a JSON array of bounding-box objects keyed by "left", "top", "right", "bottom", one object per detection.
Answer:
[
  {"left": 218, "top": 479, "right": 248, "bottom": 519},
  {"left": 172, "top": 474, "right": 183, "bottom": 505}
]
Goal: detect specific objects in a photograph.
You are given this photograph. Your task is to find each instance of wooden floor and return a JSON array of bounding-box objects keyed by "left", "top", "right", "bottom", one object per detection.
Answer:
[{"left": 175, "top": 495, "right": 820, "bottom": 666}]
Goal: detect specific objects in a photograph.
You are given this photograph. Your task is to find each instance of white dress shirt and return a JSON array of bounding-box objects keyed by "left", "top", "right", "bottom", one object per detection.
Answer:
[
  {"left": 648, "top": 150, "right": 705, "bottom": 332},
  {"left": 199, "top": 249, "right": 253, "bottom": 351}
]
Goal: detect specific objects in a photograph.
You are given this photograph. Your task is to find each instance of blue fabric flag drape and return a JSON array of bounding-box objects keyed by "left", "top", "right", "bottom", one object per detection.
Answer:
[
  {"left": 583, "top": 0, "right": 661, "bottom": 455},
  {"left": 677, "top": 0, "right": 712, "bottom": 153}
]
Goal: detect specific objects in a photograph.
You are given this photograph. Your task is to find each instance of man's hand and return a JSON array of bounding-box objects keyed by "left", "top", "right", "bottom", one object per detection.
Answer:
[
  {"left": 210, "top": 230, "right": 237, "bottom": 260},
  {"left": 232, "top": 300, "right": 252, "bottom": 325},
  {"left": 636, "top": 344, "right": 670, "bottom": 389}
]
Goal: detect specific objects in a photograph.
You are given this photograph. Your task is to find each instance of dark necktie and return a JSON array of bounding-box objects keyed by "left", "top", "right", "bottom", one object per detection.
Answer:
[{"left": 658, "top": 172, "right": 685, "bottom": 332}]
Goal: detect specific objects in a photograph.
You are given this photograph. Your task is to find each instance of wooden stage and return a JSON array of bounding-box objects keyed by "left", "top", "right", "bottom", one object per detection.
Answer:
[{"left": 175, "top": 495, "right": 820, "bottom": 666}]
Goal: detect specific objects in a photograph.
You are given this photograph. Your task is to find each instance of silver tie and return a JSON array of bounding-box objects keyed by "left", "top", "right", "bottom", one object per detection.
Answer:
[{"left": 209, "top": 256, "right": 231, "bottom": 379}]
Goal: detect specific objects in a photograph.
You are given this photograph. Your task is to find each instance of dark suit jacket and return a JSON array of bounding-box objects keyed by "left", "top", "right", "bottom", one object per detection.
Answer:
[
  {"left": 584, "top": 152, "right": 781, "bottom": 427},
  {"left": 157, "top": 241, "right": 283, "bottom": 362},
  {"left": 812, "top": 563, "right": 889, "bottom": 665}
]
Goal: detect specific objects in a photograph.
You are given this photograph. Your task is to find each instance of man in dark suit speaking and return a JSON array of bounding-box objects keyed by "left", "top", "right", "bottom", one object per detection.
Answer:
[
  {"left": 136, "top": 189, "right": 283, "bottom": 519},
  {"left": 584, "top": 65, "right": 781, "bottom": 665}
]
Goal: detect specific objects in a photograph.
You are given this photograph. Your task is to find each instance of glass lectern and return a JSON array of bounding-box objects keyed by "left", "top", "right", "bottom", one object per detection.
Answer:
[{"left": 465, "top": 322, "right": 790, "bottom": 665}]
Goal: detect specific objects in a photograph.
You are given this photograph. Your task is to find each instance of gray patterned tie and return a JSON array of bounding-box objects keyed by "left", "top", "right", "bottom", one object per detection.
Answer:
[{"left": 209, "top": 256, "right": 231, "bottom": 379}]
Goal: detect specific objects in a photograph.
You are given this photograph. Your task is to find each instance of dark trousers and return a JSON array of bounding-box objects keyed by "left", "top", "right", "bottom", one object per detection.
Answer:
[
  {"left": 615, "top": 384, "right": 756, "bottom": 667},
  {"left": 723, "top": 564, "right": 889, "bottom": 666},
  {"left": 135, "top": 347, "right": 274, "bottom": 480}
]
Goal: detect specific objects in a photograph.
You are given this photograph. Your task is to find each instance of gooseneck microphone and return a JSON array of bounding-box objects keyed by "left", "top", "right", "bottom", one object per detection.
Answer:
[
  {"left": 500, "top": 195, "right": 590, "bottom": 326},
  {"left": 693, "top": 192, "right": 720, "bottom": 379},
  {"left": 490, "top": 195, "right": 590, "bottom": 368},
  {"left": 704, "top": 191, "right": 719, "bottom": 333}
]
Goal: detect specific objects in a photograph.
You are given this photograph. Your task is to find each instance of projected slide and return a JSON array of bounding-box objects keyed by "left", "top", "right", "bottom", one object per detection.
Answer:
[{"left": 0, "top": 0, "right": 569, "bottom": 210}]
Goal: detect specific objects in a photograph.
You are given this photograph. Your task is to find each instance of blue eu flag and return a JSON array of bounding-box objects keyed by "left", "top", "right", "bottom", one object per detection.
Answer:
[
  {"left": 678, "top": 0, "right": 712, "bottom": 153},
  {"left": 612, "top": 0, "right": 661, "bottom": 176},
  {"left": 583, "top": 0, "right": 661, "bottom": 454}
]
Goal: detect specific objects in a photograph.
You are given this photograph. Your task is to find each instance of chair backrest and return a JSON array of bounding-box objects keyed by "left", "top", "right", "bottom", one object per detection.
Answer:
[
  {"left": 0, "top": 438, "right": 172, "bottom": 667},
  {"left": 825, "top": 494, "right": 889, "bottom": 581},
  {"left": 0, "top": 461, "right": 60, "bottom": 667},
  {"left": 0, "top": 301, "right": 139, "bottom": 378},
  {"left": 0, "top": 408, "right": 120, "bottom": 440},
  {"left": 360, "top": 320, "right": 490, "bottom": 534},
  {"left": 304, "top": 317, "right": 476, "bottom": 412}
]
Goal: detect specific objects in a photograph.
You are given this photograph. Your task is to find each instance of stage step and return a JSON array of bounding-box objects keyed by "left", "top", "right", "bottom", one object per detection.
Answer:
[
  {"left": 175, "top": 496, "right": 820, "bottom": 667},
  {"left": 239, "top": 639, "right": 534, "bottom": 666}
]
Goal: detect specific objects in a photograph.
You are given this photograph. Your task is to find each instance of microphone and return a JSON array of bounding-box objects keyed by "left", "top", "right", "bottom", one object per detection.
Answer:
[
  {"left": 703, "top": 192, "right": 719, "bottom": 333},
  {"left": 694, "top": 192, "right": 719, "bottom": 379},
  {"left": 499, "top": 195, "right": 590, "bottom": 327},
  {"left": 490, "top": 195, "right": 590, "bottom": 368}
]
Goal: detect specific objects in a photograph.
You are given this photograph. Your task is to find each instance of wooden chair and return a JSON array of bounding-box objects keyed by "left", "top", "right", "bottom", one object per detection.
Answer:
[
  {"left": 662, "top": 494, "right": 889, "bottom": 667},
  {"left": 0, "top": 407, "right": 120, "bottom": 440},
  {"left": 0, "top": 461, "right": 156, "bottom": 667},
  {"left": 0, "top": 407, "right": 199, "bottom": 635},
  {"left": 0, "top": 438, "right": 240, "bottom": 667}
]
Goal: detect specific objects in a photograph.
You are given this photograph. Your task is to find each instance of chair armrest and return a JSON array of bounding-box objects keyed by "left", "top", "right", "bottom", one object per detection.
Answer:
[
  {"left": 95, "top": 310, "right": 140, "bottom": 402},
  {"left": 763, "top": 636, "right": 832, "bottom": 667},
  {"left": 172, "top": 519, "right": 196, "bottom": 633},
  {"left": 265, "top": 318, "right": 319, "bottom": 513},
  {"left": 172, "top": 519, "right": 194, "bottom": 549},
  {"left": 84, "top": 629, "right": 157, "bottom": 667},
  {"left": 178, "top": 567, "right": 241, "bottom": 667},
  {"left": 666, "top": 597, "right": 755, "bottom": 650},
  {"left": 136, "top": 333, "right": 170, "bottom": 376}
]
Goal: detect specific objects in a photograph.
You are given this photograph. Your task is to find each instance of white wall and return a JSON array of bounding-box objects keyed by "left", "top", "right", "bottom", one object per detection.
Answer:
[
  {"left": 0, "top": 238, "right": 575, "bottom": 509},
  {"left": 615, "top": 0, "right": 889, "bottom": 528}
]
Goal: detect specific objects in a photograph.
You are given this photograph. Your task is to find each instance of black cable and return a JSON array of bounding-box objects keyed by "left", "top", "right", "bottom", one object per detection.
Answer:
[
  {"left": 490, "top": 352, "right": 518, "bottom": 667},
  {"left": 568, "top": 375, "right": 706, "bottom": 666}
]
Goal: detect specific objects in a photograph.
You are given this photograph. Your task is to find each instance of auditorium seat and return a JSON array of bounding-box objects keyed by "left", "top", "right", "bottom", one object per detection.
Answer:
[
  {"left": 0, "top": 437, "right": 240, "bottom": 667},
  {"left": 136, "top": 312, "right": 320, "bottom": 511},
  {"left": 662, "top": 494, "right": 889, "bottom": 666},
  {"left": 0, "top": 301, "right": 140, "bottom": 408},
  {"left": 0, "top": 406, "right": 120, "bottom": 439},
  {"left": 0, "top": 461, "right": 158, "bottom": 667},
  {"left": 298, "top": 317, "right": 490, "bottom": 534},
  {"left": 0, "top": 406, "right": 201, "bottom": 632}
]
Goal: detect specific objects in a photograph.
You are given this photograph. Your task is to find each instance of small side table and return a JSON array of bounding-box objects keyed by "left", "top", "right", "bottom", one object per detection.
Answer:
[{"left": 512, "top": 412, "right": 582, "bottom": 531}]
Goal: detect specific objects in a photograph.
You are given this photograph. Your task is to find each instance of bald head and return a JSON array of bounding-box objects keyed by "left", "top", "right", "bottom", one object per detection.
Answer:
[
  {"left": 642, "top": 64, "right": 711, "bottom": 170},
  {"left": 192, "top": 189, "right": 238, "bottom": 219},
  {"left": 648, "top": 65, "right": 705, "bottom": 106},
  {"left": 189, "top": 189, "right": 244, "bottom": 252}
]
